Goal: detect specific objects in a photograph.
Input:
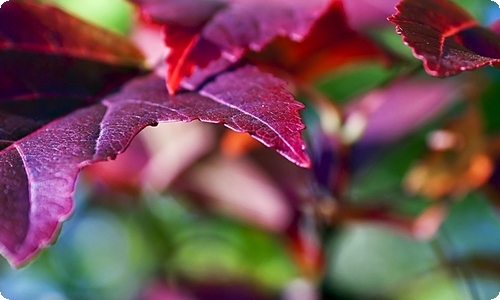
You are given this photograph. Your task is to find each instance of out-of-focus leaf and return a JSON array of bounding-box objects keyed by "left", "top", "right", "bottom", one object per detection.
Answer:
[
  {"left": 308, "top": 75, "right": 459, "bottom": 186},
  {"left": 453, "top": 0, "right": 490, "bottom": 21},
  {"left": 140, "top": 122, "right": 217, "bottom": 191},
  {"left": 479, "top": 80, "right": 500, "bottom": 133},
  {"left": 131, "top": 20, "right": 166, "bottom": 67},
  {"left": 389, "top": 0, "right": 500, "bottom": 77},
  {"left": 250, "top": 0, "right": 391, "bottom": 83},
  {"left": 393, "top": 270, "right": 469, "bottom": 300},
  {"left": 326, "top": 224, "right": 437, "bottom": 297},
  {"left": 129, "top": 0, "right": 331, "bottom": 93},
  {"left": 46, "top": 0, "right": 135, "bottom": 34},
  {"left": 347, "top": 77, "right": 459, "bottom": 144},
  {"left": 441, "top": 191, "right": 500, "bottom": 253},
  {"left": 220, "top": 130, "right": 262, "bottom": 158},
  {"left": 0, "top": 1, "right": 145, "bottom": 102},
  {"left": 169, "top": 217, "right": 298, "bottom": 289},
  {"left": 404, "top": 107, "right": 493, "bottom": 199},
  {"left": 315, "top": 62, "right": 396, "bottom": 103},
  {"left": 84, "top": 121, "right": 216, "bottom": 194},
  {"left": 343, "top": 0, "right": 399, "bottom": 29},
  {"left": 437, "top": 192, "right": 500, "bottom": 300},
  {"left": 0, "top": 66, "right": 309, "bottom": 267},
  {"left": 176, "top": 155, "right": 293, "bottom": 232}
]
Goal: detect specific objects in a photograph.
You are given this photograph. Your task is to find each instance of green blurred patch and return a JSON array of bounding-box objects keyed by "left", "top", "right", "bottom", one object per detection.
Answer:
[
  {"left": 395, "top": 270, "right": 467, "bottom": 300},
  {"left": 169, "top": 215, "right": 298, "bottom": 289},
  {"left": 479, "top": 80, "right": 500, "bottom": 134},
  {"left": 323, "top": 190, "right": 500, "bottom": 299},
  {"left": 372, "top": 27, "right": 415, "bottom": 60},
  {"left": 315, "top": 62, "right": 397, "bottom": 103},
  {"left": 349, "top": 132, "right": 428, "bottom": 202},
  {"left": 442, "top": 192, "right": 500, "bottom": 257},
  {"left": 143, "top": 194, "right": 298, "bottom": 290},
  {"left": 45, "top": 0, "right": 135, "bottom": 34},
  {"left": 452, "top": 0, "right": 488, "bottom": 21},
  {"left": 326, "top": 223, "right": 438, "bottom": 298}
]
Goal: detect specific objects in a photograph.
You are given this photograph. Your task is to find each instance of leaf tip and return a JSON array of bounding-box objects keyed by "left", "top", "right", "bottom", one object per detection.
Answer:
[
  {"left": 300, "top": 156, "right": 312, "bottom": 169},
  {"left": 282, "top": 145, "right": 312, "bottom": 169}
]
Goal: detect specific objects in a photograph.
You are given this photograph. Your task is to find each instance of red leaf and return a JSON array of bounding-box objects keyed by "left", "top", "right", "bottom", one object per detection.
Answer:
[
  {"left": 388, "top": 0, "right": 500, "bottom": 76},
  {"left": 130, "top": 0, "right": 331, "bottom": 93},
  {"left": 163, "top": 24, "right": 221, "bottom": 94},
  {"left": 250, "top": 0, "right": 390, "bottom": 82},
  {"left": 0, "top": 67, "right": 309, "bottom": 267},
  {"left": 0, "top": 1, "right": 145, "bottom": 101}
]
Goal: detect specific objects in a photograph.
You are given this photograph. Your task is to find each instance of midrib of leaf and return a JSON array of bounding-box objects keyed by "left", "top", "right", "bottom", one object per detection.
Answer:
[
  {"left": 198, "top": 89, "right": 306, "bottom": 166},
  {"left": 436, "top": 19, "right": 478, "bottom": 72}
]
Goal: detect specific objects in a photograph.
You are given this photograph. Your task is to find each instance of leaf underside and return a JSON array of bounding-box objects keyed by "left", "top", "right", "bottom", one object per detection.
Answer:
[
  {"left": 388, "top": 0, "right": 500, "bottom": 76},
  {"left": 0, "top": 66, "right": 309, "bottom": 267},
  {"left": 0, "top": 0, "right": 311, "bottom": 268}
]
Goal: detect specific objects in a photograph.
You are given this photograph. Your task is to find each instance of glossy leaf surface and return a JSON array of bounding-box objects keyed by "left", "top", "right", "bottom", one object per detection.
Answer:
[
  {"left": 0, "top": 66, "right": 309, "bottom": 267},
  {"left": 388, "top": 0, "right": 500, "bottom": 76}
]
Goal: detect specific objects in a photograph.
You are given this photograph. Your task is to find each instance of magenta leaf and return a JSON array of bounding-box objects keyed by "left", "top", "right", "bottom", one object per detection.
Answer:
[
  {"left": 0, "top": 65, "right": 309, "bottom": 267},
  {"left": 388, "top": 0, "right": 500, "bottom": 76},
  {"left": 0, "top": 1, "right": 145, "bottom": 102},
  {"left": 130, "top": 0, "right": 331, "bottom": 92},
  {"left": 198, "top": 67, "right": 309, "bottom": 166},
  {"left": 346, "top": 77, "right": 458, "bottom": 144},
  {"left": 343, "top": 0, "right": 399, "bottom": 29},
  {"left": 0, "top": 0, "right": 310, "bottom": 268}
]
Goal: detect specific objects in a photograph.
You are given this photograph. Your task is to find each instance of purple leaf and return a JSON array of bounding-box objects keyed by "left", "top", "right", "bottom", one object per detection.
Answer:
[
  {"left": 0, "top": 1, "right": 145, "bottom": 101},
  {"left": 346, "top": 77, "right": 458, "bottom": 144},
  {"left": 388, "top": 0, "right": 500, "bottom": 77},
  {"left": 0, "top": 66, "right": 309, "bottom": 267},
  {"left": 343, "top": 0, "right": 399, "bottom": 29},
  {"left": 130, "top": 0, "right": 331, "bottom": 93}
]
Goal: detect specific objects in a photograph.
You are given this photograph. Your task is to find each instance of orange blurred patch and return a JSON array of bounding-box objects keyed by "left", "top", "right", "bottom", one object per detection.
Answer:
[
  {"left": 220, "top": 130, "right": 262, "bottom": 158},
  {"left": 404, "top": 107, "right": 493, "bottom": 199}
]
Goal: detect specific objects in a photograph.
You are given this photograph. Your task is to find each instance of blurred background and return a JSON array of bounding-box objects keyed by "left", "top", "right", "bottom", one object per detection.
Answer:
[{"left": 2, "top": 0, "right": 500, "bottom": 299}]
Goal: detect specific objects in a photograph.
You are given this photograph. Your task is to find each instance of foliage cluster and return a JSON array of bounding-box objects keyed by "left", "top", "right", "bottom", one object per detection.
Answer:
[{"left": 2, "top": 0, "right": 500, "bottom": 299}]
